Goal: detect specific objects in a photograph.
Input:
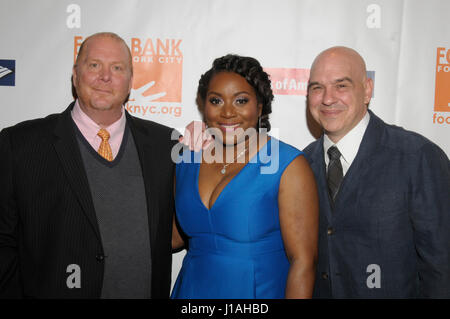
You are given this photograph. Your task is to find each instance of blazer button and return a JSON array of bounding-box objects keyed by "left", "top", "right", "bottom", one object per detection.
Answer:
[
  {"left": 327, "top": 227, "right": 334, "bottom": 235},
  {"left": 321, "top": 272, "right": 329, "bottom": 280},
  {"left": 96, "top": 254, "right": 105, "bottom": 262}
]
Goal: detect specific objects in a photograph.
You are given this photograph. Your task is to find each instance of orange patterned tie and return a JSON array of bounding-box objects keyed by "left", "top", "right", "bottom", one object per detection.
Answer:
[{"left": 97, "top": 128, "right": 113, "bottom": 161}]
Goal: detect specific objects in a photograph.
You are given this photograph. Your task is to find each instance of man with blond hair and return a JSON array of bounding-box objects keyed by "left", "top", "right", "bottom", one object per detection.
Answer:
[{"left": 0, "top": 32, "right": 176, "bottom": 298}]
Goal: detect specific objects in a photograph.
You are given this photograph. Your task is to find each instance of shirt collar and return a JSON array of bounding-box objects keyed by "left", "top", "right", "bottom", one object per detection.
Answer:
[
  {"left": 323, "top": 111, "right": 370, "bottom": 168},
  {"left": 71, "top": 99, "right": 126, "bottom": 148}
]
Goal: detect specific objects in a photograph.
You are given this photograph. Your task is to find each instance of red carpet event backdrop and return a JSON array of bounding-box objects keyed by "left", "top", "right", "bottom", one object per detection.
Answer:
[{"left": 0, "top": 0, "right": 449, "bottom": 290}]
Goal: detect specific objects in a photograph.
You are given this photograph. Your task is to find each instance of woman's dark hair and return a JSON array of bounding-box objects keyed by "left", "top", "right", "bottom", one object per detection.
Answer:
[{"left": 196, "top": 54, "right": 273, "bottom": 131}]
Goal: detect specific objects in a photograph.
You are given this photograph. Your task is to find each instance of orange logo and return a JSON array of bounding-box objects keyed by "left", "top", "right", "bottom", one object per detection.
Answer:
[
  {"left": 130, "top": 38, "right": 183, "bottom": 103},
  {"left": 73, "top": 36, "right": 183, "bottom": 118},
  {"left": 265, "top": 68, "right": 310, "bottom": 96},
  {"left": 434, "top": 48, "right": 450, "bottom": 112}
]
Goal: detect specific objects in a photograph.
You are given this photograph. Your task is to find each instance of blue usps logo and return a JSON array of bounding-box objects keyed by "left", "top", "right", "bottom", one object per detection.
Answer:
[{"left": 0, "top": 60, "right": 15, "bottom": 86}]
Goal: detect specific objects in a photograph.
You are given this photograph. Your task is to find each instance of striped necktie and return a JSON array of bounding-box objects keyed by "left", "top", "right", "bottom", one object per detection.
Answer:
[{"left": 327, "top": 145, "right": 343, "bottom": 203}]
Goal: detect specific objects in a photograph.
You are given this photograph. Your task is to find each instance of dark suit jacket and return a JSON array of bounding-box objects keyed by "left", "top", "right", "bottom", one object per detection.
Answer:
[
  {"left": 0, "top": 103, "right": 177, "bottom": 298},
  {"left": 304, "top": 110, "right": 450, "bottom": 298}
]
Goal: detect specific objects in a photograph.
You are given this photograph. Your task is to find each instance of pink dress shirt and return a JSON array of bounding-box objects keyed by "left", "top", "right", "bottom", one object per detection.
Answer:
[{"left": 71, "top": 100, "right": 126, "bottom": 159}]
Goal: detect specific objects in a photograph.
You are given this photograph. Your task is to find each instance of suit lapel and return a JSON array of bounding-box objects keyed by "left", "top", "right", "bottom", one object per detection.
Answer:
[
  {"left": 52, "top": 103, "right": 102, "bottom": 242},
  {"left": 333, "top": 110, "right": 384, "bottom": 217},
  {"left": 126, "top": 113, "right": 160, "bottom": 251}
]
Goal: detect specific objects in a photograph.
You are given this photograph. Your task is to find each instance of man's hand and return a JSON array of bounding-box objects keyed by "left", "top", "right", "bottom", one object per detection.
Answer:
[{"left": 179, "top": 121, "right": 213, "bottom": 152}]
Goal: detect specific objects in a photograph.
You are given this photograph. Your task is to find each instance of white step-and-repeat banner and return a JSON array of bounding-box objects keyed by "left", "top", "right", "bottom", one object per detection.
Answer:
[{"left": 1, "top": 0, "right": 449, "bottom": 290}]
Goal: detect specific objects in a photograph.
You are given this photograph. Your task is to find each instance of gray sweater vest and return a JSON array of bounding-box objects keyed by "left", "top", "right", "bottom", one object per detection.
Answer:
[{"left": 76, "top": 125, "right": 151, "bottom": 298}]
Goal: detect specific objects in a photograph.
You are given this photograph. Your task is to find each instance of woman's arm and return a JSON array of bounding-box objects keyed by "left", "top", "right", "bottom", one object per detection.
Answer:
[
  {"left": 172, "top": 215, "right": 185, "bottom": 251},
  {"left": 278, "top": 155, "right": 319, "bottom": 298},
  {"left": 171, "top": 174, "right": 185, "bottom": 251}
]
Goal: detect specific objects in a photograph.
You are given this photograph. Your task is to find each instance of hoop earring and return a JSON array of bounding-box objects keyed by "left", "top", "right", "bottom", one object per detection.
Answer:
[{"left": 258, "top": 116, "right": 261, "bottom": 132}]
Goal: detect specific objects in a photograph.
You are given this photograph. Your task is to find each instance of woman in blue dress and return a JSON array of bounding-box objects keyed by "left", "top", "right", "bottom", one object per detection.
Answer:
[{"left": 172, "top": 55, "right": 318, "bottom": 299}]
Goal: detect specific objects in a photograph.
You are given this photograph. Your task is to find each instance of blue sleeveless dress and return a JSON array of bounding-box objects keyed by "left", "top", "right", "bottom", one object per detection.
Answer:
[{"left": 171, "top": 138, "right": 303, "bottom": 299}]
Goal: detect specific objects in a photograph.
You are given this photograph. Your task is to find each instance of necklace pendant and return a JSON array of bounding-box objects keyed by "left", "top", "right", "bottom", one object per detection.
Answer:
[{"left": 220, "top": 168, "right": 226, "bottom": 174}]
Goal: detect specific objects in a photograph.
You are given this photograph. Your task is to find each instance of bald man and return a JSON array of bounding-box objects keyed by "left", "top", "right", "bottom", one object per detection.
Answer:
[
  {"left": 0, "top": 32, "right": 176, "bottom": 298},
  {"left": 304, "top": 46, "right": 450, "bottom": 298}
]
